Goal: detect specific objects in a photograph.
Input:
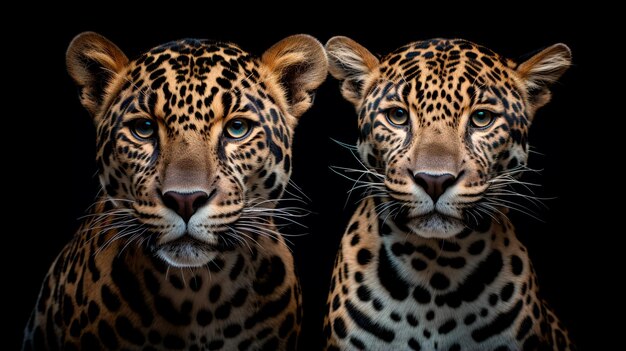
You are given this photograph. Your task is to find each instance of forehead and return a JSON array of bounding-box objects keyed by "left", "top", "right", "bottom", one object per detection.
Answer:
[
  {"left": 117, "top": 39, "right": 264, "bottom": 126},
  {"left": 132, "top": 39, "right": 257, "bottom": 81},
  {"left": 379, "top": 39, "right": 514, "bottom": 87}
]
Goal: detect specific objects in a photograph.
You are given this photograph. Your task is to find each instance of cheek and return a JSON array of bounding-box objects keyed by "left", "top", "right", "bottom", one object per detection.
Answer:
[{"left": 105, "top": 133, "right": 158, "bottom": 198}]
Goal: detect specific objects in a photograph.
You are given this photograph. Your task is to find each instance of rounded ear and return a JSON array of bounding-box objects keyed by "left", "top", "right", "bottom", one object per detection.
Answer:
[
  {"left": 517, "top": 43, "right": 571, "bottom": 116},
  {"left": 325, "top": 36, "right": 379, "bottom": 106},
  {"left": 66, "top": 32, "right": 129, "bottom": 118},
  {"left": 262, "top": 34, "right": 328, "bottom": 118}
]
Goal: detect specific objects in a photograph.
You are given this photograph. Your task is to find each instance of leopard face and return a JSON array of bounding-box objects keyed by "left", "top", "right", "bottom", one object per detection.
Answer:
[
  {"left": 326, "top": 37, "right": 570, "bottom": 239},
  {"left": 68, "top": 32, "right": 327, "bottom": 267}
]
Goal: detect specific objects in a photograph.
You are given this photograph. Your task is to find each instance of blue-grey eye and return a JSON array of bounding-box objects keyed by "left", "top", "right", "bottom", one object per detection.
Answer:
[
  {"left": 131, "top": 119, "right": 156, "bottom": 140},
  {"left": 224, "top": 118, "right": 251, "bottom": 139},
  {"left": 470, "top": 110, "right": 495, "bottom": 128},
  {"left": 386, "top": 107, "right": 409, "bottom": 126}
]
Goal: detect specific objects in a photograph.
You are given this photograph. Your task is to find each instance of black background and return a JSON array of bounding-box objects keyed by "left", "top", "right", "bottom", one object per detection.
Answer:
[{"left": 10, "top": 11, "right": 614, "bottom": 350}]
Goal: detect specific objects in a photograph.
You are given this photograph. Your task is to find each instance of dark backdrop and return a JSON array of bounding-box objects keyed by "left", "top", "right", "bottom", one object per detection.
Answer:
[{"left": 11, "top": 12, "right": 612, "bottom": 350}]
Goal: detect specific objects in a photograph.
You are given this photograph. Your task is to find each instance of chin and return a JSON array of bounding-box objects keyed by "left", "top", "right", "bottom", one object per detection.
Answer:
[
  {"left": 156, "top": 241, "right": 217, "bottom": 268},
  {"left": 407, "top": 213, "right": 466, "bottom": 239}
]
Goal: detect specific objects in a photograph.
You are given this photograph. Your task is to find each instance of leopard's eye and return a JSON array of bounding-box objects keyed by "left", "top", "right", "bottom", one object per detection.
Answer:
[
  {"left": 470, "top": 110, "right": 496, "bottom": 129},
  {"left": 130, "top": 119, "right": 157, "bottom": 140},
  {"left": 224, "top": 118, "right": 251, "bottom": 139},
  {"left": 386, "top": 107, "right": 409, "bottom": 126}
]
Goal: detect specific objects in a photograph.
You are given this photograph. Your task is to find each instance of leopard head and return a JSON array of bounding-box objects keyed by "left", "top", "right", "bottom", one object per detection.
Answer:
[
  {"left": 67, "top": 32, "right": 327, "bottom": 266},
  {"left": 326, "top": 36, "right": 570, "bottom": 239}
]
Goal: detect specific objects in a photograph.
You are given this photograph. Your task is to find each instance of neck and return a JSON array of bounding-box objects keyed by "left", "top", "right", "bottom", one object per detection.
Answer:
[{"left": 356, "top": 198, "right": 528, "bottom": 301}]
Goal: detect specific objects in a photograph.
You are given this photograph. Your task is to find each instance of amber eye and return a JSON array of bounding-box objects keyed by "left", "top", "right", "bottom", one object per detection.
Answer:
[
  {"left": 224, "top": 118, "right": 251, "bottom": 139},
  {"left": 386, "top": 107, "right": 409, "bottom": 126},
  {"left": 470, "top": 110, "right": 496, "bottom": 128},
  {"left": 130, "top": 119, "right": 157, "bottom": 140}
]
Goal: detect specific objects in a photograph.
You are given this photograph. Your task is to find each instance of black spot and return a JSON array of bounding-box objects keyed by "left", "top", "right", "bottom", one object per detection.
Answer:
[
  {"left": 472, "top": 299, "right": 523, "bottom": 342},
  {"left": 407, "top": 313, "right": 419, "bottom": 326},
  {"left": 264, "top": 172, "right": 277, "bottom": 188},
  {"left": 216, "top": 302, "right": 232, "bottom": 320},
  {"left": 238, "top": 338, "right": 253, "bottom": 351},
  {"left": 154, "top": 295, "right": 192, "bottom": 326},
  {"left": 144, "top": 269, "right": 160, "bottom": 295},
  {"left": 430, "top": 273, "right": 450, "bottom": 290},
  {"left": 438, "top": 319, "right": 457, "bottom": 334},
  {"left": 333, "top": 317, "right": 347, "bottom": 339},
  {"left": 489, "top": 293, "right": 499, "bottom": 306},
  {"left": 257, "top": 327, "right": 272, "bottom": 339},
  {"left": 260, "top": 337, "right": 278, "bottom": 351},
  {"left": 163, "top": 334, "right": 186, "bottom": 349},
  {"left": 357, "top": 248, "right": 372, "bottom": 265},
  {"left": 350, "top": 234, "right": 360, "bottom": 246},
  {"left": 468, "top": 240, "right": 485, "bottom": 255},
  {"left": 500, "top": 283, "right": 514, "bottom": 302},
  {"left": 516, "top": 316, "right": 533, "bottom": 340},
  {"left": 224, "top": 324, "right": 242, "bottom": 338},
  {"left": 350, "top": 337, "right": 365, "bottom": 349},
  {"left": 254, "top": 256, "right": 286, "bottom": 295},
  {"left": 98, "top": 320, "right": 119, "bottom": 349},
  {"left": 413, "top": 285, "right": 432, "bottom": 304},
  {"left": 169, "top": 275, "right": 184, "bottom": 289},
  {"left": 448, "top": 344, "right": 461, "bottom": 351},
  {"left": 111, "top": 256, "right": 153, "bottom": 326},
  {"left": 426, "top": 310, "right": 435, "bottom": 320},
  {"left": 347, "top": 221, "right": 359, "bottom": 233},
  {"left": 209, "top": 285, "right": 222, "bottom": 303},
  {"left": 80, "top": 332, "right": 100, "bottom": 351},
  {"left": 204, "top": 339, "right": 223, "bottom": 350},
  {"left": 190, "top": 276, "right": 202, "bottom": 292},
  {"left": 408, "top": 337, "right": 422, "bottom": 350},
  {"left": 231, "top": 288, "right": 249, "bottom": 307},
  {"left": 523, "top": 335, "right": 540, "bottom": 351},
  {"left": 230, "top": 255, "right": 245, "bottom": 281},
  {"left": 511, "top": 255, "right": 524, "bottom": 275},
  {"left": 87, "top": 301, "right": 100, "bottom": 322},
  {"left": 245, "top": 288, "right": 291, "bottom": 329},
  {"left": 437, "top": 256, "right": 466, "bottom": 269},
  {"left": 436, "top": 250, "right": 503, "bottom": 307},
  {"left": 148, "top": 330, "right": 161, "bottom": 344},
  {"left": 345, "top": 299, "right": 395, "bottom": 342},
  {"left": 415, "top": 245, "right": 437, "bottom": 259},
  {"left": 357, "top": 285, "right": 372, "bottom": 302},
  {"left": 101, "top": 285, "right": 120, "bottom": 312},
  {"left": 115, "top": 315, "right": 145, "bottom": 345},
  {"left": 378, "top": 246, "right": 410, "bottom": 300},
  {"left": 196, "top": 309, "right": 213, "bottom": 326},
  {"left": 279, "top": 313, "right": 295, "bottom": 338},
  {"left": 62, "top": 294, "right": 74, "bottom": 325},
  {"left": 412, "top": 258, "right": 428, "bottom": 271}
]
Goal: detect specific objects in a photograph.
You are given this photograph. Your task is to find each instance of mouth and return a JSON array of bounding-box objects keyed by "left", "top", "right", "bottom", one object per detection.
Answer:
[
  {"left": 401, "top": 211, "right": 466, "bottom": 239},
  {"left": 155, "top": 235, "right": 218, "bottom": 268}
]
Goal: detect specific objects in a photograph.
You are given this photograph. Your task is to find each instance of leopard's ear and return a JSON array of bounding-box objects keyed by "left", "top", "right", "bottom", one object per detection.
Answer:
[
  {"left": 262, "top": 34, "right": 328, "bottom": 119},
  {"left": 66, "top": 32, "right": 129, "bottom": 118},
  {"left": 517, "top": 43, "right": 571, "bottom": 117},
  {"left": 325, "top": 36, "right": 379, "bottom": 107}
]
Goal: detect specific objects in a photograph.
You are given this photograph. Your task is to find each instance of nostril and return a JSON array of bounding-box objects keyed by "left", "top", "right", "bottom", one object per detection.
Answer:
[
  {"left": 192, "top": 192, "right": 209, "bottom": 212},
  {"left": 162, "top": 190, "right": 211, "bottom": 223},
  {"left": 412, "top": 172, "right": 457, "bottom": 202}
]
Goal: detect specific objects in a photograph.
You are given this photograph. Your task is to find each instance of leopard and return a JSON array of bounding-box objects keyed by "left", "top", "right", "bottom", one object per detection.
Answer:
[
  {"left": 323, "top": 36, "right": 574, "bottom": 351},
  {"left": 22, "top": 31, "right": 327, "bottom": 351}
]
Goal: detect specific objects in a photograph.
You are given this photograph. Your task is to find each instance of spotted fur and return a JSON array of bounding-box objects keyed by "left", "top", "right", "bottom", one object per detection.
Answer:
[
  {"left": 324, "top": 36, "right": 574, "bottom": 350},
  {"left": 23, "top": 32, "right": 327, "bottom": 350}
]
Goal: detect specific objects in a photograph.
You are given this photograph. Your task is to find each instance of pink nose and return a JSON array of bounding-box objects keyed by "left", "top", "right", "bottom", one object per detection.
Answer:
[
  {"left": 162, "top": 191, "right": 210, "bottom": 223},
  {"left": 412, "top": 172, "right": 456, "bottom": 202}
]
